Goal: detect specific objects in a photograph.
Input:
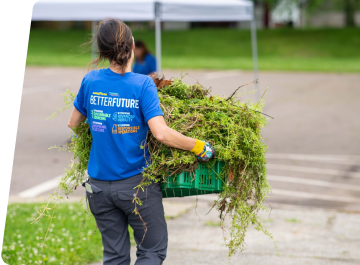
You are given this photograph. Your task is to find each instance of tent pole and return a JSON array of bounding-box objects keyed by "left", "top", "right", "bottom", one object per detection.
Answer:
[
  {"left": 250, "top": 16, "right": 260, "bottom": 101},
  {"left": 91, "top": 21, "right": 97, "bottom": 60},
  {"left": 155, "top": 2, "right": 162, "bottom": 73}
]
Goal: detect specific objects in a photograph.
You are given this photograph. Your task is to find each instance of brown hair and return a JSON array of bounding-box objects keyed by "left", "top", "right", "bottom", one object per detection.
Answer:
[
  {"left": 87, "top": 19, "right": 133, "bottom": 74},
  {"left": 134, "top": 40, "right": 150, "bottom": 62}
]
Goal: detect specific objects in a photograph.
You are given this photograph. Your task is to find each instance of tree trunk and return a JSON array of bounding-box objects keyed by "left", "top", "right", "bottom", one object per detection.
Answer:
[
  {"left": 344, "top": 0, "right": 356, "bottom": 27},
  {"left": 263, "top": 2, "right": 270, "bottom": 29}
]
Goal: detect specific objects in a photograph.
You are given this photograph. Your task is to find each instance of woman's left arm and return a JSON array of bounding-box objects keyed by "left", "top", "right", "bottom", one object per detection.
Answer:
[{"left": 68, "top": 108, "right": 86, "bottom": 129}]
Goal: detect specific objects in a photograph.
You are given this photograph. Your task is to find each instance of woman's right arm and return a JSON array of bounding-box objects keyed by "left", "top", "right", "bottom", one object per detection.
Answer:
[
  {"left": 148, "top": 116, "right": 216, "bottom": 162},
  {"left": 148, "top": 116, "right": 196, "bottom": 151},
  {"left": 143, "top": 77, "right": 215, "bottom": 162}
]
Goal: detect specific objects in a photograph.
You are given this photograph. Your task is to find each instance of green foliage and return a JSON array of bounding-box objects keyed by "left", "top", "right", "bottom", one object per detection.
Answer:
[
  {"left": 2, "top": 203, "right": 135, "bottom": 264},
  {"left": 42, "top": 77, "right": 273, "bottom": 257},
  {"left": 139, "top": 78, "right": 273, "bottom": 256},
  {"left": 47, "top": 91, "right": 92, "bottom": 196},
  {"left": 260, "top": 0, "right": 360, "bottom": 27},
  {"left": 2, "top": 203, "right": 103, "bottom": 265},
  {"left": 28, "top": 90, "right": 94, "bottom": 263},
  {"left": 26, "top": 28, "right": 360, "bottom": 72},
  {"left": 258, "top": 0, "right": 360, "bottom": 11}
]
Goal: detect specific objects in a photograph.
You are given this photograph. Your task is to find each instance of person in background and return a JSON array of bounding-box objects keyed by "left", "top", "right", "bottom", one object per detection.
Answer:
[{"left": 133, "top": 40, "right": 157, "bottom": 75}]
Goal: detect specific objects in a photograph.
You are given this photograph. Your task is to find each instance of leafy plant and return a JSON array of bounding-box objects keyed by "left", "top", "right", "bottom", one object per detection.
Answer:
[
  {"left": 141, "top": 76, "right": 274, "bottom": 256},
  {"left": 37, "top": 75, "right": 274, "bottom": 258}
]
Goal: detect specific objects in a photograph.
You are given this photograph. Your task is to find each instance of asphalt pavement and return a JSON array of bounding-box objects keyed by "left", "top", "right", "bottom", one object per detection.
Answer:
[
  {"left": 11, "top": 67, "right": 360, "bottom": 211},
  {"left": 8, "top": 67, "right": 360, "bottom": 264},
  {"left": 91, "top": 201, "right": 360, "bottom": 265}
]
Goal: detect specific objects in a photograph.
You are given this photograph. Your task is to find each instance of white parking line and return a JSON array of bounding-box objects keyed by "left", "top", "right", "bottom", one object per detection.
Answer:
[
  {"left": 271, "top": 189, "right": 360, "bottom": 204},
  {"left": 267, "top": 164, "right": 360, "bottom": 178},
  {"left": 268, "top": 175, "right": 360, "bottom": 191},
  {"left": 18, "top": 176, "right": 61, "bottom": 198},
  {"left": 198, "top": 189, "right": 360, "bottom": 204},
  {"left": 266, "top": 153, "right": 360, "bottom": 165}
]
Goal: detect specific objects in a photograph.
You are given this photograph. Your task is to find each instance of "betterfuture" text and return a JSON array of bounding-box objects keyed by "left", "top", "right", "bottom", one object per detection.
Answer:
[{"left": 90, "top": 95, "right": 139, "bottom": 108}]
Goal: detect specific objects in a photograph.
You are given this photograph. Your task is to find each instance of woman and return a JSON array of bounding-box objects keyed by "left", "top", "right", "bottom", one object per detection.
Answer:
[
  {"left": 133, "top": 40, "right": 157, "bottom": 75},
  {"left": 68, "top": 19, "right": 215, "bottom": 265}
]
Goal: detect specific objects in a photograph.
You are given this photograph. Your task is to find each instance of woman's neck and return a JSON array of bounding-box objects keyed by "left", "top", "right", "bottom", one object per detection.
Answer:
[
  {"left": 110, "top": 53, "right": 133, "bottom": 74},
  {"left": 110, "top": 62, "right": 132, "bottom": 74}
]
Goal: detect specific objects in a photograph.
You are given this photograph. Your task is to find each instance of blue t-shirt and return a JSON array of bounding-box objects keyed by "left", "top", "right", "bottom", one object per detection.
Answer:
[
  {"left": 73, "top": 68, "right": 163, "bottom": 181},
  {"left": 133, "top": 54, "right": 157, "bottom": 75}
]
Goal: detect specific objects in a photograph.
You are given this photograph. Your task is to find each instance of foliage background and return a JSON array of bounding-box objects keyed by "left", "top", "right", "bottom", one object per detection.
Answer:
[{"left": 26, "top": 28, "right": 360, "bottom": 72}]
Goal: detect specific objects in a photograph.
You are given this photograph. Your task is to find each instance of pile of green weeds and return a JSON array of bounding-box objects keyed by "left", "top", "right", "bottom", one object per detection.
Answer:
[{"left": 42, "top": 76, "right": 273, "bottom": 257}]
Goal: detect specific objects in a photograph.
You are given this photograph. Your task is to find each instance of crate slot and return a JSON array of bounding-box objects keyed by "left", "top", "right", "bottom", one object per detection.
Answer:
[{"left": 161, "top": 161, "right": 224, "bottom": 198}]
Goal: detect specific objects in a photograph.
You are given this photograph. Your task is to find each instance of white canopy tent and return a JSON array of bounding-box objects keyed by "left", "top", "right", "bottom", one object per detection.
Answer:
[{"left": 32, "top": 0, "right": 259, "bottom": 93}]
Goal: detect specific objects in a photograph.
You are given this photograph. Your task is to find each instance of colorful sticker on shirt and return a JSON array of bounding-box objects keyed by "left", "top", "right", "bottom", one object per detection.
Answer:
[
  {"left": 93, "top": 92, "right": 107, "bottom": 96},
  {"left": 112, "top": 124, "right": 140, "bottom": 134},
  {"left": 113, "top": 112, "right": 135, "bottom": 122},
  {"left": 91, "top": 110, "right": 111, "bottom": 121},
  {"left": 92, "top": 121, "right": 107, "bottom": 133}
]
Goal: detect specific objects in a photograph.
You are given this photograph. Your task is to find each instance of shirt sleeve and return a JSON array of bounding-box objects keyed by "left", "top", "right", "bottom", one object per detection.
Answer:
[
  {"left": 140, "top": 78, "right": 164, "bottom": 123},
  {"left": 73, "top": 77, "right": 87, "bottom": 117}
]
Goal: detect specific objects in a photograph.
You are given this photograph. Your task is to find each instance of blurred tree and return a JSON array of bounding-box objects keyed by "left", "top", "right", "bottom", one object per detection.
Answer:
[
  {"left": 344, "top": 0, "right": 358, "bottom": 27},
  {"left": 256, "top": 0, "right": 360, "bottom": 27}
]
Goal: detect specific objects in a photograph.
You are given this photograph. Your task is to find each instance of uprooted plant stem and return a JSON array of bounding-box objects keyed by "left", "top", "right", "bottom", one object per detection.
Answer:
[{"left": 38, "top": 74, "right": 274, "bottom": 258}]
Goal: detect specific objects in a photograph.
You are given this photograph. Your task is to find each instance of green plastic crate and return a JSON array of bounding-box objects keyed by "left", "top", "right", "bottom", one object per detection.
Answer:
[{"left": 161, "top": 161, "right": 225, "bottom": 198}]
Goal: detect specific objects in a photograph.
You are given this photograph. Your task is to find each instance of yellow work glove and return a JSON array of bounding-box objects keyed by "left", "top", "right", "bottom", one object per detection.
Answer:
[{"left": 190, "top": 139, "right": 216, "bottom": 163}]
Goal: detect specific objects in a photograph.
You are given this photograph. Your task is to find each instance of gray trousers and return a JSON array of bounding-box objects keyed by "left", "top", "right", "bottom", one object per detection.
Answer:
[{"left": 85, "top": 174, "right": 168, "bottom": 265}]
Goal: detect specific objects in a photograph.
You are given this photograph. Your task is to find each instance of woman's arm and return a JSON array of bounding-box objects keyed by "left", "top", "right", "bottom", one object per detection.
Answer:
[
  {"left": 148, "top": 116, "right": 196, "bottom": 151},
  {"left": 68, "top": 108, "right": 86, "bottom": 130},
  {"left": 148, "top": 116, "right": 216, "bottom": 163}
]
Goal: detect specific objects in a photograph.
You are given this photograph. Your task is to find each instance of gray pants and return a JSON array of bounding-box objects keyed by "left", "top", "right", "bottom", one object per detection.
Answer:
[{"left": 85, "top": 174, "right": 168, "bottom": 265}]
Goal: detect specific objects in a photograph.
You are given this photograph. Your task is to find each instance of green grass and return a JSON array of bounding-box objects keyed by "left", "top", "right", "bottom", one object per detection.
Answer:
[
  {"left": 1, "top": 203, "right": 134, "bottom": 265},
  {"left": 26, "top": 28, "right": 360, "bottom": 72}
]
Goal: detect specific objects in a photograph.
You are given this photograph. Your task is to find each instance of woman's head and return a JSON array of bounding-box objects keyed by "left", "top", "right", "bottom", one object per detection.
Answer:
[
  {"left": 89, "top": 18, "right": 134, "bottom": 73},
  {"left": 134, "top": 40, "right": 150, "bottom": 62}
]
